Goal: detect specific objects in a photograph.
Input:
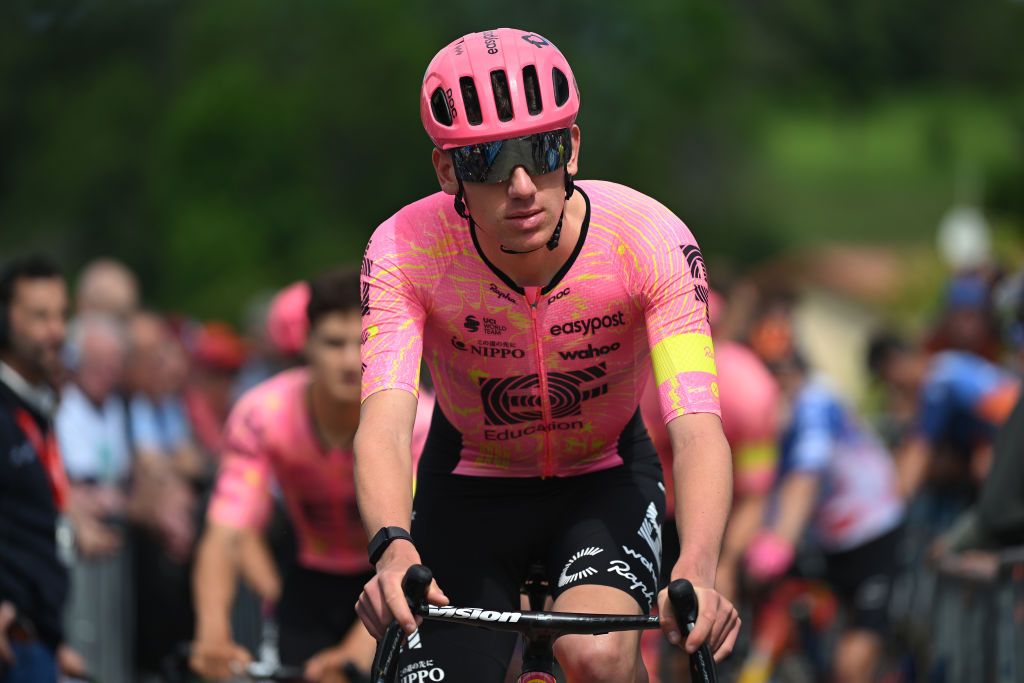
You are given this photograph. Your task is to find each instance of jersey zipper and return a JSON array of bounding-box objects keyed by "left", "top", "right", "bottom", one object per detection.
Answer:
[{"left": 524, "top": 287, "right": 555, "bottom": 478}]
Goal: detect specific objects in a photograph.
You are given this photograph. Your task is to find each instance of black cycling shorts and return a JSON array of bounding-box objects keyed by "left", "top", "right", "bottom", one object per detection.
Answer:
[
  {"left": 398, "top": 460, "right": 665, "bottom": 682},
  {"left": 277, "top": 564, "right": 375, "bottom": 666},
  {"left": 823, "top": 525, "right": 903, "bottom": 636}
]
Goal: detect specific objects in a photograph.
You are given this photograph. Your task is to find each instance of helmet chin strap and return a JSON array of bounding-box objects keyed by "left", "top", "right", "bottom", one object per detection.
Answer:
[{"left": 454, "top": 170, "right": 575, "bottom": 256}]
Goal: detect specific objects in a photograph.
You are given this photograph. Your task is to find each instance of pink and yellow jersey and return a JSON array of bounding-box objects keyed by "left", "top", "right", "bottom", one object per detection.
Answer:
[
  {"left": 208, "top": 368, "right": 368, "bottom": 574},
  {"left": 361, "top": 180, "right": 720, "bottom": 478}
]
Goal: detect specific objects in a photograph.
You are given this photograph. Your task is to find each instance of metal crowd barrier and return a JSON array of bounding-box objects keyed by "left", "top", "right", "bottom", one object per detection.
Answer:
[
  {"left": 64, "top": 543, "right": 134, "bottom": 683},
  {"left": 928, "top": 546, "right": 1024, "bottom": 683}
]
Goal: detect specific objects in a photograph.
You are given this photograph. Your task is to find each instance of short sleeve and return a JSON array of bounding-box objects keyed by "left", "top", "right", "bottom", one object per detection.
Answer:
[
  {"left": 206, "top": 397, "right": 273, "bottom": 530},
  {"left": 360, "top": 216, "right": 427, "bottom": 402},
  {"left": 637, "top": 218, "right": 720, "bottom": 423},
  {"left": 788, "top": 393, "right": 835, "bottom": 474}
]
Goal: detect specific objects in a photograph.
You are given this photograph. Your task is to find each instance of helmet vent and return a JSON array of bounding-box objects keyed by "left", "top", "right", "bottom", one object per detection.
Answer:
[
  {"left": 430, "top": 87, "right": 453, "bottom": 126},
  {"left": 552, "top": 67, "right": 570, "bottom": 107},
  {"left": 460, "top": 76, "right": 483, "bottom": 125},
  {"left": 522, "top": 65, "right": 543, "bottom": 115},
  {"left": 490, "top": 70, "right": 514, "bottom": 122}
]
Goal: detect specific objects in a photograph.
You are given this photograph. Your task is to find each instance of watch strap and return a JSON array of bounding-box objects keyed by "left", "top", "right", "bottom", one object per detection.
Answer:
[{"left": 368, "top": 526, "right": 413, "bottom": 565}]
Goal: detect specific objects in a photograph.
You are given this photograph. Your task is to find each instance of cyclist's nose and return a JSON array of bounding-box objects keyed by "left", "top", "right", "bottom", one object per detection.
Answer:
[{"left": 507, "top": 166, "right": 538, "bottom": 198}]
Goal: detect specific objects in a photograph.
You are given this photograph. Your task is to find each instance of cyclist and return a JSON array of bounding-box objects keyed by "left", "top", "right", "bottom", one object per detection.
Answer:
[
  {"left": 191, "top": 269, "right": 432, "bottom": 682},
  {"left": 743, "top": 350, "right": 904, "bottom": 683},
  {"left": 355, "top": 28, "right": 739, "bottom": 682}
]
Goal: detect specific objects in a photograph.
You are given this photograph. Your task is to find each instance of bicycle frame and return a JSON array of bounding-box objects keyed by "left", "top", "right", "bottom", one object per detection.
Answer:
[{"left": 372, "top": 565, "right": 718, "bottom": 683}]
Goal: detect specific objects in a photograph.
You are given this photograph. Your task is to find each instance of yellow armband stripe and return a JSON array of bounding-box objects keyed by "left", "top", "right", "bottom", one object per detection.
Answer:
[{"left": 651, "top": 333, "right": 717, "bottom": 386}]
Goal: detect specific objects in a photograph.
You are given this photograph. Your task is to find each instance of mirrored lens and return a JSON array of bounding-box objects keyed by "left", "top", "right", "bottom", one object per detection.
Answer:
[{"left": 451, "top": 128, "right": 572, "bottom": 183}]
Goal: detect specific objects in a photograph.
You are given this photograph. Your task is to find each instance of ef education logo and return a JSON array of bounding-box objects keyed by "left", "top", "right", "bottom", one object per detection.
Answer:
[{"left": 479, "top": 363, "right": 609, "bottom": 425}]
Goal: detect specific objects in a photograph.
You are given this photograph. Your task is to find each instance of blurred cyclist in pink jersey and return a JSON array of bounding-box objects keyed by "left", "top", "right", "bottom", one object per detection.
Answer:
[
  {"left": 355, "top": 27, "right": 739, "bottom": 683},
  {"left": 191, "top": 270, "right": 431, "bottom": 682},
  {"left": 639, "top": 289, "right": 779, "bottom": 680}
]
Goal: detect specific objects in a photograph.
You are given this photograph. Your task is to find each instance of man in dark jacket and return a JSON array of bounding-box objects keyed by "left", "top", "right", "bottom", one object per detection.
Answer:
[{"left": 0, "top": 255, "right": 70, "bottom": 683}]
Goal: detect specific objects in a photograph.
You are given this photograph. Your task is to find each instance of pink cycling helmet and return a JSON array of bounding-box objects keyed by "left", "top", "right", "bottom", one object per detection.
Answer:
[
  {"left": 421, "top": 28, "right": 581, "bottom": 149},
  {"left": 266, "top": 281, "right": 310, "bottom": 357}
]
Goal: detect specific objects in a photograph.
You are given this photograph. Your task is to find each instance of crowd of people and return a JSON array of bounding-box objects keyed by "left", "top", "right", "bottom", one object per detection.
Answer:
[
  {"left": 0, "top": 248, "right": 1019, "bottom": 683},
  {"left": 0, "top": 256, "right": 403, "bottom": 683}
]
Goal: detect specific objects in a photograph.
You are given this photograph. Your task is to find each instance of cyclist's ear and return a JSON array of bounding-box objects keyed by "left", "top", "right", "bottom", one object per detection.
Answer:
[
  {"left": 567, "top": 124, "right": 581, "bottom": 177},
  {"left": 432, "top": 149, "right": 460, "bottom": 195}
]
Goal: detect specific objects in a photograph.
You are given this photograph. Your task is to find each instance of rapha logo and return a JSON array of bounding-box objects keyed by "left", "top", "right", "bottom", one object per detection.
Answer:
[
  {"left": 558, "top": 546, "right": 604, "bottom": 588},
  {"left": 478, "top": 363, "right": 609, "bottom": 426},
  {"left": 489, "top": 284, "right": 517, "bottom": 304},
  {"left": 607, "top": 560, "right": 655, "bottom": 608},
  {"left": 463, "top": 315, "right": 480, "bottom": 333}
]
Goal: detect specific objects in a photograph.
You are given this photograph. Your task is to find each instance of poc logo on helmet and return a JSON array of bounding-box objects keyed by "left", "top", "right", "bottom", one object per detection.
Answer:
[{"left": 521, "top": 33, "right": 549, "bottom": 48}]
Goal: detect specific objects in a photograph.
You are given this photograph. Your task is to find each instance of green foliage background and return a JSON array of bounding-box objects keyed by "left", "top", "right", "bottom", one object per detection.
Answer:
[{"left": 1, "top": 0, "right": 1022, "bottom": 320}]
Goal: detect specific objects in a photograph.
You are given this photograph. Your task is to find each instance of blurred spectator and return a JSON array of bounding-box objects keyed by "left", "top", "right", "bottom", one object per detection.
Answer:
[
  {"left": 935, "top": 272, "right": 1024, "bottom": 554},
  {"left": 127, "top": 312, "right": 205, "bottom": 484},
  {"left": 56, "top": 313, "right": 134, "bottom": 683},
  {"left": 935, "top": 391, "right": 1024, "bottom": 554},
  {"left": 867, "top": 333, "right": 1020, "bottom": 499},
  {"left": 744, "top": 352, "right": 904, "bottom": 683},
  {"left": 75, "top": 259, "right": 140, "bottom": 322},
  {"left": 124, "top": 311, "right": 201, "bottom": 678},
  {"left": 58, "top": 314, "right": 132, "bottom": 488},
  {"left": 184, "top": 321, "right": 246, "bottom": 456},
  {"left": 924, "top": 273, "right": 1002, "bottom": 362},
  {"left": 0, "top": 255, "right": 87, "bottom": 682}
]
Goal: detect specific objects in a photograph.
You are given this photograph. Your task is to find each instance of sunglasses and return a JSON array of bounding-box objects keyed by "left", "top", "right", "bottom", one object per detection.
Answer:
[{"left": 450, "top": 128, "right": 572, "bottom": 183}]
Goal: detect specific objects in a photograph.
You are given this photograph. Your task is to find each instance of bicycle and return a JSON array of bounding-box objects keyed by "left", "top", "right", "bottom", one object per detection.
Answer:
[{"left": 371, "top": 564, "right": 718, "bottom": 683}]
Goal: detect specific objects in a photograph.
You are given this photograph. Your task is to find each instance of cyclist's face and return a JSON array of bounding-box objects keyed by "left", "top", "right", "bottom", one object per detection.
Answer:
[
  {"left": 434, "top": 125, "right": 581, "bottom": 254},
  {"left": 306, "top": 310, "right": 362, "bottom": 403}
]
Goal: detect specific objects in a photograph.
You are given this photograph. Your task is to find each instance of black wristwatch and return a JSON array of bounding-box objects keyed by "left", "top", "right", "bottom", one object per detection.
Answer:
[{"left": 367, "top": 526, "right": 414, "bottom": 565}]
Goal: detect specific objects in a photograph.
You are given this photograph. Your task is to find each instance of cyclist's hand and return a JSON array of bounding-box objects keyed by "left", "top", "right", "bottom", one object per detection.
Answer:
[
  {"left": 188, "top": 637, "right": 252, "bottom": 681},
  {"left": 658, "top": 584, "right": 740, "bottom": 663},
  {"left": 744, "top": 530, "right": 795, "bottom": 584},
  {"left": 304, "top": 644, "right": 367, "bottom": 683},
  {"left": 355, "top": 543, "right": 448, "bottom": 639}
]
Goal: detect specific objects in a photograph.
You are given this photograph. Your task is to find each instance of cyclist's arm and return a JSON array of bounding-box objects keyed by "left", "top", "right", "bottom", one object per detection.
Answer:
[
  {"left": 355, "top": 389, "right": 446, "bottom": 636},
  {"left": 303, "top": 619, "right": 376, "bottom": 681},
  {"left": 718, "top": 492, "right": 765, "bottom": 596},
  {"left": 667, "top": 413, "right": 732, "bottom": 587},
  {"left": 353, "top": 389, "right": 418, "bottom": 547},
  {"left": 237, "top": 529, "right": 281, "bottom": 603},
  {"left": 768, "top": 472, "right": 819, "bottom": 543},
  {"left": 193, "top": 522, "right": 247, "bottom": 643}
]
